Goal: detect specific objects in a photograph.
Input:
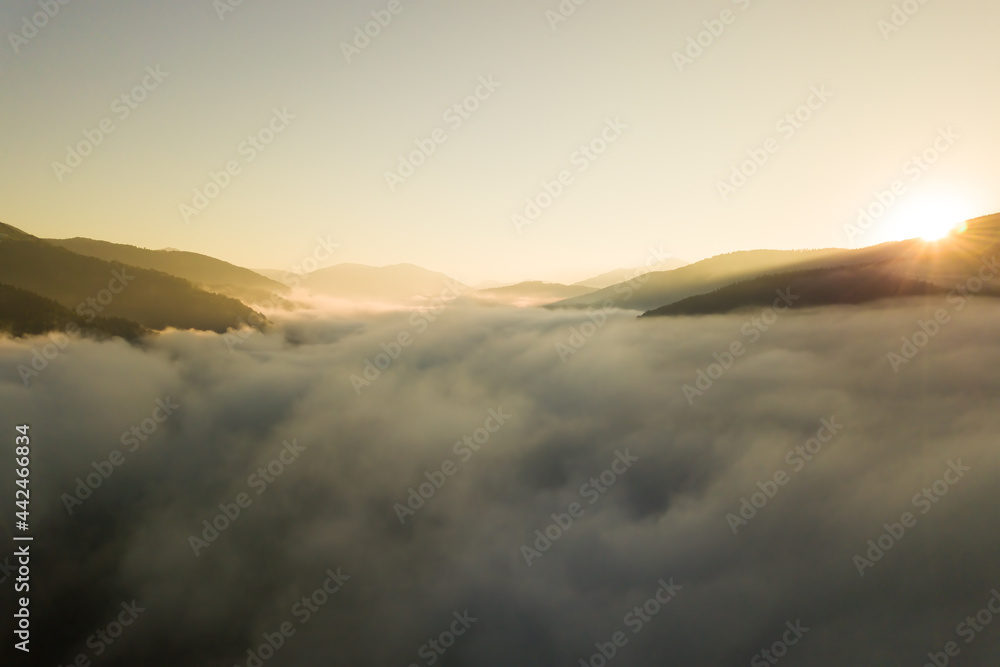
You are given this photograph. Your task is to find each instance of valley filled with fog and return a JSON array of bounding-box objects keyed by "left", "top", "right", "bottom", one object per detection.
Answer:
[{"left": 3, "top": 298, "right": 999, "bottom": 666}]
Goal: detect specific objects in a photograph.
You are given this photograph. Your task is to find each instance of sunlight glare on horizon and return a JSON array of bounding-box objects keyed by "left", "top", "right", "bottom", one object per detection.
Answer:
[{"left": 880, "top": 191, "right": 983, "bottom": 243}]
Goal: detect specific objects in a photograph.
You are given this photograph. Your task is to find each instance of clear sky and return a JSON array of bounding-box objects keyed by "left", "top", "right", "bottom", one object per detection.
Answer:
[{"left": 1, "top": 0, "right": 997, "bottom": 284}]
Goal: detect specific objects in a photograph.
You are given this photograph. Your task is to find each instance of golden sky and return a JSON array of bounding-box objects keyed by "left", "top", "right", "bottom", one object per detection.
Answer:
[{"left": 0, "top": 0, "right": 997, "bottom": 283}]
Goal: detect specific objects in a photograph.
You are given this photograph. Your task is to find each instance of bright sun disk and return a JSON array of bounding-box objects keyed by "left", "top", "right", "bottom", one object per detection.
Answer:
[{"left": 886, "top": 193, "right": 978, "bottom": 243}]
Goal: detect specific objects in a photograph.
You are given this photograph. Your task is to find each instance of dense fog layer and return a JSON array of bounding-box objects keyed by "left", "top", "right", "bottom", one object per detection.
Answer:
[{"left": 2, "top": 298, "right": 999, "bottom": 666}]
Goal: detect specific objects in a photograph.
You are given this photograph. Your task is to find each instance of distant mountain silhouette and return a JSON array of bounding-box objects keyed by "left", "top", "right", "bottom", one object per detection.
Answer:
[
  {"left": 5, "top": 211, "right": 998, "bottom": 332},
  {"left": 573, "top": 260, "right": 688, "bottom": 290},
  {"left": 641, "top": 214, "right": 1000, "bottom": 316},
  {"left": 0, "top": 283, "right": 146, "bottom": 339},
  {"left": 47, "top": 237, "right": 286, "bottom": 305},
  {"left": 0, "top": 223, "right": 35, "bottom": 242},
  {"left": 876, "top": 213, "right": 1000, "bottom": 285},
  {"left": 0, "top": 222, "right": 264, "bottom": 333},
  {"left": 473, "top": 281, "right": 597, "bottom": 307},
  {"left": 551, "top": 249, "right": 847, "bottom": 311},
  {"left": 641, "top": 264, "right": 953, "bottom": 317},
  {"left": 301, "top": 263, "right": 468, "bottom": 303}
]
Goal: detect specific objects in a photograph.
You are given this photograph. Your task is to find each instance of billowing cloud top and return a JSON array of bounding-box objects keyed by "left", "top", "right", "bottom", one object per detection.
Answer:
[{"left": 2, "top": 297, "right": 999, "bottom": 665}]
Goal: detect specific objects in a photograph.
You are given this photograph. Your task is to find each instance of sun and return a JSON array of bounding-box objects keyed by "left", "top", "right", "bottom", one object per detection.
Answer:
[
  {"left": 918, "top": 221, "right": 956, "bottom": 242},
  {"left": 906, "top": 199, "right": 968, "bottom": 241},
  {"left": 881, "top": 192, "right": 980, "bottom": 243}
]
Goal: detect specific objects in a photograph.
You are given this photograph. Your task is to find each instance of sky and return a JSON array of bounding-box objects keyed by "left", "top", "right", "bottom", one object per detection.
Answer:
[{"left": 0, "top": 0, "right": 998, "bottom": 283}]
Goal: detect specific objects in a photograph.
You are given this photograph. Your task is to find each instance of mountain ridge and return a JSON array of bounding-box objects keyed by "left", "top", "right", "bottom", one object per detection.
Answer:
[{"left": 0, "top": 222, "right": 264, "bottom": 334}]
